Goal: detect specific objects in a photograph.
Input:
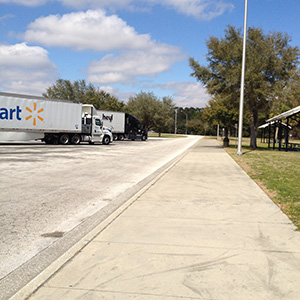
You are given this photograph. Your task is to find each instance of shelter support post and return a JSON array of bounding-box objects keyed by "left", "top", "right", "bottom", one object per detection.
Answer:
[
  {"left": 278, "top": 122, "right": 282, "bottom": 151},
  {"left": 268, "top": 123, "right": 271, "bottom": 148},
  {"left": 273, "top": 123, "right": 276, "bottom": 150},
  {"left": 285, "top": 118, "right": 289, "bottom": 152}
]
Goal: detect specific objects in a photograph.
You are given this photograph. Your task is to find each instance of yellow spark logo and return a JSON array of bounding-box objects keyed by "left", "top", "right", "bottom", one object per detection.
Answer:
[{"left": 25, "top": 102, "right": 44, "bottom": 126}]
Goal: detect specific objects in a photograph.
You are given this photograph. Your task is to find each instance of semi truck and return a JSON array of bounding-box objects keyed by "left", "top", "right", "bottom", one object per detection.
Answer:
[
  {"left": 97, "top": 110, "right": 147, "bottom": 141},
  {"left": 0, "top": 92, "right": 113, "bottom": 145}
]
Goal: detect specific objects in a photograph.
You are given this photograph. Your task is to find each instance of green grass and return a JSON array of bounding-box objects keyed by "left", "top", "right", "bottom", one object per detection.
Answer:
[
  {"left": 148, "top": 132, "right": 187, "bottom": 138},
  {"left": 220, "top": 137, "right": 300, "bottom": 230}
]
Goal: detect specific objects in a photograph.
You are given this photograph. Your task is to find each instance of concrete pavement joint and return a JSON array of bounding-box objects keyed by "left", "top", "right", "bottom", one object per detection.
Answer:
[
  {"left": 89, "top": 240, "right": 300, "bottom": 254},
  {"left": 113, "top": 214, "right": 293, "bottom": 225}
]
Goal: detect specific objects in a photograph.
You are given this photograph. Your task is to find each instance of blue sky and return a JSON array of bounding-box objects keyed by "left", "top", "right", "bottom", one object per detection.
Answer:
[{"left": 0, "top": 0, "right": 299, "bottom": 107}]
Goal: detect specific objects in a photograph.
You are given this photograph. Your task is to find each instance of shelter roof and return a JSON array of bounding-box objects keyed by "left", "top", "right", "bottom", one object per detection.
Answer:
[
  {"left": 267, "top": 105, "right": 300, "bottom": 122},
  {"left": 258, "top": 121, "right": 291, "bottom": 129}
]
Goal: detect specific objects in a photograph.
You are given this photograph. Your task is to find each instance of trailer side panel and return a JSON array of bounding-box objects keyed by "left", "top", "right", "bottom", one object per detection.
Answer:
[
  {"left": 0, "top": 92, "right": 82, "bottom": 133},
  {"left": 97, "top": 110, "right": 125, "bottom": 133}
]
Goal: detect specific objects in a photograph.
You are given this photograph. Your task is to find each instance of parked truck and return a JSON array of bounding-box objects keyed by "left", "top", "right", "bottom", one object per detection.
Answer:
[
  {"left": 0, "top": 92, "right": 113, "bottom": 145},
  {"left": 97, "top": 110, "right": 147, "bottom": 141}
]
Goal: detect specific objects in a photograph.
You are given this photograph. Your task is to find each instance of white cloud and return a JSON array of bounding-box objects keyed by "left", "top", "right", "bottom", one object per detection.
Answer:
[
  {"left": 60, "top": 0, "right": 135, "bottom": 10},
  {"left": 96, "top": 82, "right": 209, "bottom": 106},
  {"left": 159, "top": 81, "right": 210, "bottom": 107},
  {"left": 20, "top": 9, "right": 186, "bottom": 89},
  {"left": 0, "top": 0, "right": 47, "bottom": 6},
  {"left": 0, "top": 14, "right": 14, "bottom": 23},
  {"left": 98, "top": 85, "right": 135, "bottom": 103},
  {"left": 163, "top": 0, "right": 234, "bottom": 20},
  {"left": 5, "top": 0, "right": 234, "bottom": 20},
  {"left": 23, "top": 10, "right": 185, "bottom": 84},
  {"left": 0, "top": 43, "right": 58, "bottom": 94},
  {"left": 57, "top": 0, "right": 234, "bottom": 20},
  {"left": 87, "top": 46, "right": 185, "bottom": 84},
  {"left": 23, "top": 10, "right": 153, "bottom": 51},
  {"left": 0, "top": 42, "right": 55, "bottom": 68}
]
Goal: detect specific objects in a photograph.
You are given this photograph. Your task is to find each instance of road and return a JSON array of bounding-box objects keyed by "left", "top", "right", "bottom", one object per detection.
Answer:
[{"left": 0, "top": 136, "right": 201, "bottom": 286}]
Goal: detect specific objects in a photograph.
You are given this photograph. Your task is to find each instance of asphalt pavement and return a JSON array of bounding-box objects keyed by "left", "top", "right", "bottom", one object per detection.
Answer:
[{"left": 13, "top": 138, "right": 300, "bottom": 300}]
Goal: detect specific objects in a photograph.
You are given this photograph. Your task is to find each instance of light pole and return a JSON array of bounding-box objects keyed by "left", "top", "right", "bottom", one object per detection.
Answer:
[
  {"left": 174, "top": 109, "right": 178, "bottom": 135},
  {"left": 237, "top": 0, "right": 248, "bottom": 155},
  {"left": 183, "top": 111, "right": 188, "bottom": 135}
]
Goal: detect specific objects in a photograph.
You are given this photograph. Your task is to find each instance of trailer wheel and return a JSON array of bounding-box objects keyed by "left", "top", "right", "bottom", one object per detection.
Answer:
[
  {"left": 71, "top": 134, "right": 81, "bottom": 145},
  {"left": 59, "top": 134, "right": 70, "bottom": 145},
  {"left": 102, "top": 135, "right": 110, "bottom": 145}
]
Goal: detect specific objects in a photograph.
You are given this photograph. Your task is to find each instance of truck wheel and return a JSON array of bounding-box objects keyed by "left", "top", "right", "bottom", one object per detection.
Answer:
[
  {"left": 141, "top": 135, "right": 147, "bottom": 141},
  {"left": 102, "top": 135, "right": 110, "bottom": 145},
  {"left": 71, "top": 134, "right": 81, "bottom": 145},
  {"left": 59, "top": 134, "right": 70, "bottom": 145},
  {"left": 118, "top": 134, "right": 125, "bottom": 141}
]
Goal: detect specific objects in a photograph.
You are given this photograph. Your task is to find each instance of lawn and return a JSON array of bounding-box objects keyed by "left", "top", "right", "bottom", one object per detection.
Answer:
[
  {"left": 219, "top": 137, "right": 300, "bottom": 230},
  {"left": 148, "top": 132, "right": 187, "bottom": 138}
]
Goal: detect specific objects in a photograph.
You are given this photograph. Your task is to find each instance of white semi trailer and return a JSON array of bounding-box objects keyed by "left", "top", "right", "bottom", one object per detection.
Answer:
[
  {"left": 97, "top": 110, "right": 148, "bottom": 141},
  {"left": 0, "top": 92, "right": 113, "bottom": 145}
]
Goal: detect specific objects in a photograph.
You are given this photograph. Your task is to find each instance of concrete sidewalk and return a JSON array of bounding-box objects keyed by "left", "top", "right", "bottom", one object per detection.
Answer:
[{"left": 25, "top": 138, "right": 300, "bottom": 299}]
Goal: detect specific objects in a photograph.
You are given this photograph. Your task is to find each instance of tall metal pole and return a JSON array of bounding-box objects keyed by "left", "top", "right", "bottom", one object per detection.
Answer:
[
  {"left": 175, "top": 109, "right": 178, "bottom": 135},
  {"left": 183, "top": 111, "right": 188, "bottom": 135},
  {"left": 237, "top": 0, "right": 248, "bottom": 155}
]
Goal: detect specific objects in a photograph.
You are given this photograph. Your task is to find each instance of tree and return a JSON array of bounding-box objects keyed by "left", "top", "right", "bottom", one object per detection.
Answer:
[
  {"left": 154, "top": 97, "right": 175, "bottom": 135},
  {"left": 43, "top": 79, "right": 77, "bottom": 100},
  {"left": 43, "top": 79, "right": 125, "bottom": 111},
  {"left": 202, "top": 95, "right": 241, "bottom": 137},
  {"left": 190, "top": 25, "right": 300, "bottom": 148},
  {"left": 173, "top": 107, "right": 205, "bottom": 134},
  {"left": 269, "top": 68, "right": 300, "bottom": 116},
  {"left": 126, "top": 92, "right": 175, "bottom": 134},
  {"left": 185, "top": 119, "right": 202, "bottom": 135}
]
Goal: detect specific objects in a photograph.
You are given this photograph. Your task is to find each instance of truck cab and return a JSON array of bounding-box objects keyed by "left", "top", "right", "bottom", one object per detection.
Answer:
[
  {"left": 81, "top": 105, "right": 112, "bottom": 145},
  {"left": 126, "top": 114, "right": 148, "bottom": 141}
]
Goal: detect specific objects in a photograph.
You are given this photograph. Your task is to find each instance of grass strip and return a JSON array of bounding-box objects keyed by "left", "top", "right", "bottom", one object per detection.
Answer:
[
  {"left": 148, "top": 133, "right": 187, "bottom": 138},
  {"left": 217, "top": 137, "right": 300, "bottom": 230}
]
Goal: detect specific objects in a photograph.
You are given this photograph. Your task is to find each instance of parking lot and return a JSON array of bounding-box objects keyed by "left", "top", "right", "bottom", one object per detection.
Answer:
[{"left": 0, "top": 136, "right": 201, "bottom": 287}]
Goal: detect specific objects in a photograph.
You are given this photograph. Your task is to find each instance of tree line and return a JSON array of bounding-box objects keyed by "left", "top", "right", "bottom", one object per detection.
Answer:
[{"left": 43, "top": 79, "right": 208, "bottom": 136}]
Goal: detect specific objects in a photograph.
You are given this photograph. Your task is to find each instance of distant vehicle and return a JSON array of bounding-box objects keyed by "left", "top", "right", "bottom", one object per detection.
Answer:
[
  {"left": 0, "top": 92, "right": 113, "bottom": 145},
  {"left": 97, "top": 110, "right": 148, "bottom": 141}
]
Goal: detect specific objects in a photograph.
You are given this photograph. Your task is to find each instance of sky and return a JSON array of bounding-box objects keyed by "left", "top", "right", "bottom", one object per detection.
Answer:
[{"left": 0, "top": 0, "right": 299, "bottom": 108}]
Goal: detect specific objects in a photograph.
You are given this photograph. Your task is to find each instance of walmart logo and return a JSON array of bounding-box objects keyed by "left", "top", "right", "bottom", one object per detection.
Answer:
[
  {"left": 0, "top": 102, "right": 44, "bottom": 126},
  {"left": 25, "top": 103, "right": 44, "bottom": 126}
]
